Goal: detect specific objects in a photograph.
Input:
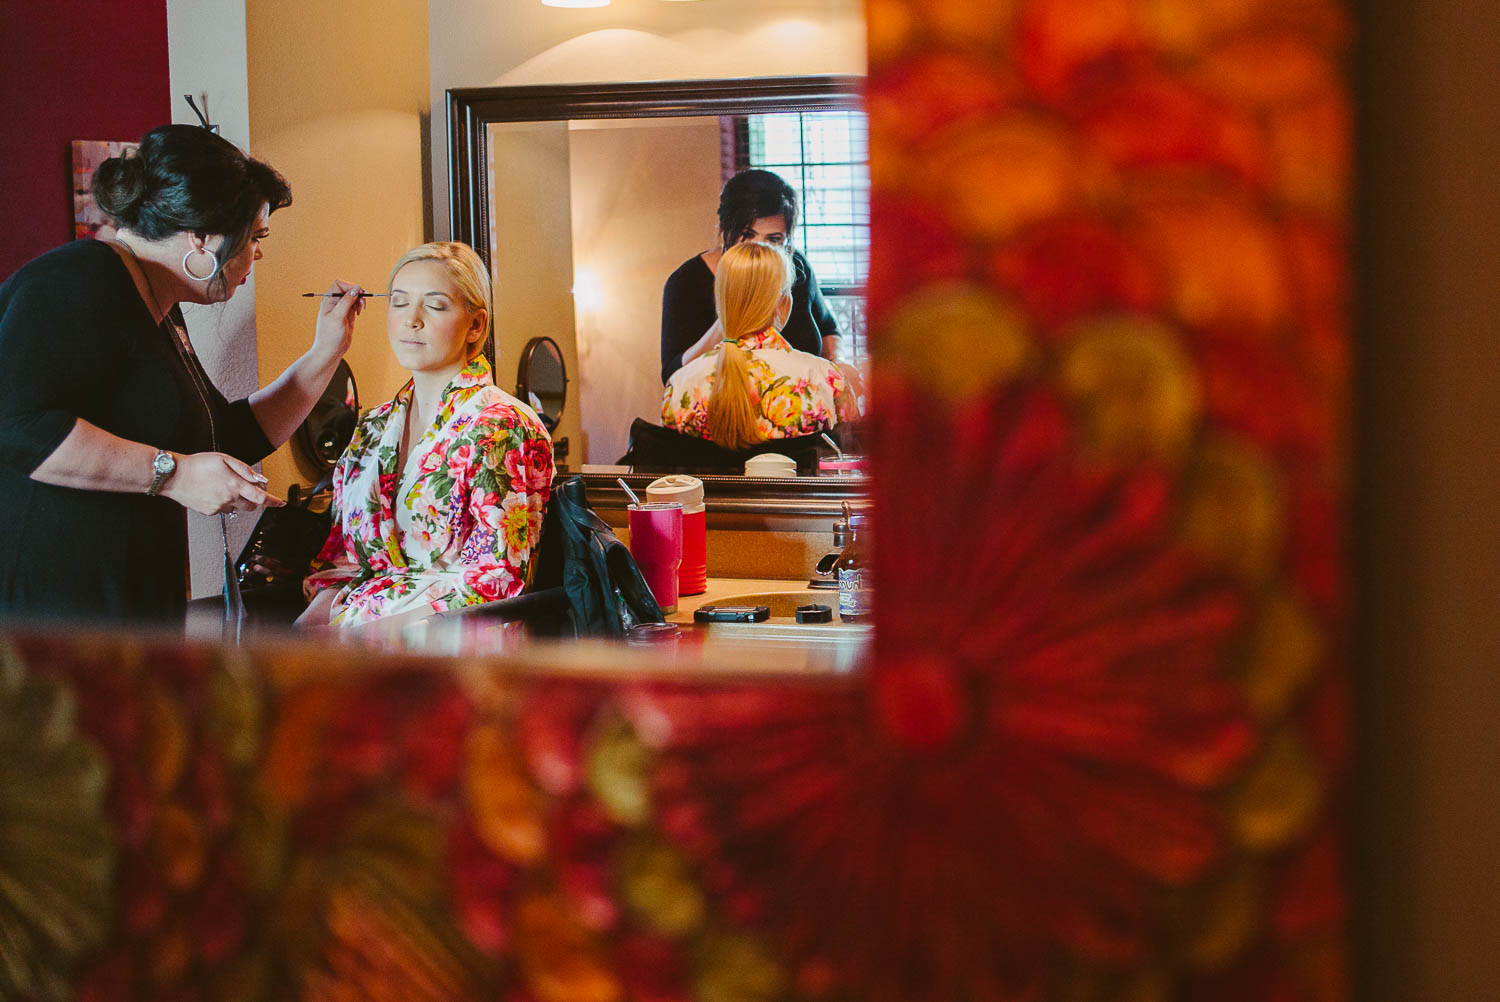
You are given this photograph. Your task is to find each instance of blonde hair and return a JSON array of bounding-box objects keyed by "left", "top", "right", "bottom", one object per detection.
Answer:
[
  {"left": 706, "top": 242, "right": 793, "bottom": 450},
  {"left": 387, "top": 241, "right": 493, "bottom": 359}
]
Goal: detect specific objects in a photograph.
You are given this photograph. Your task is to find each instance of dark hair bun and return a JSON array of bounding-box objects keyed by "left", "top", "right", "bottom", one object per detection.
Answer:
[
  {"left": 85, "top": 124, "right": 291, "bottom": 296},
  {"left": 91, "top": 152, "right": 149, "bottom": 226}
]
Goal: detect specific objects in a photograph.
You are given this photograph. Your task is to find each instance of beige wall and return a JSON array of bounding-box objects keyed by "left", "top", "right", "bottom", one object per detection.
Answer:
[
  {"left": 486, "top": 121, "right": 583, "bottom": 458},
  {"left": 246, "top": 0, "right": 430, "bottom": 497},
  {"left": 568, "top": 116, "right": 723, "bottom": 464},
  {"left": 167, "top": 0, "right": 258, "bottom": 596}
]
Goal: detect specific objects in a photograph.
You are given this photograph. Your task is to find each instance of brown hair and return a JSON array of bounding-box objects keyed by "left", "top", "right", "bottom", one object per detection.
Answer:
[
  {"left": 387, "top": 241, "right": 493, "bottom": 359},
  {"left": 705, "top": 242, "right": 793, "bottom": 450},
  {"left": 93, "top": 124, "right": 291, "bottom": 299},
  {"left": 716, "top": 169, "right": 797, "bottom": 251}
]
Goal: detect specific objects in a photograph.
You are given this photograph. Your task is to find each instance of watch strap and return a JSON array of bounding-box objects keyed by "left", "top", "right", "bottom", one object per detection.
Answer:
[{"left": 147, "top": 450, "right": 175, "bottom": 497}]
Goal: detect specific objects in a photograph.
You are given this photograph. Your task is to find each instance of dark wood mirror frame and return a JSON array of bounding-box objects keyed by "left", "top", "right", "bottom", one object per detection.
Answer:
[
  {"left": 446, "top": 76, "right": 868, "bottom": 518},
  {"left": 447, "top": 75, "right": 864, "bottom": 258}
]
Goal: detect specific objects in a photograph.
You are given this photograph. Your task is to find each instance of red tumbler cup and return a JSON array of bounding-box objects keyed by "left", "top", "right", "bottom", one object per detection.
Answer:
[
  {"left": 677, "top": 508, "right": 707, "bottom": 595},
  {"left": 646, "top": 475, "right": 706, "bottom": 596},
  {"left": 627, "top": 502, "right": 683, "bottom": 613}
]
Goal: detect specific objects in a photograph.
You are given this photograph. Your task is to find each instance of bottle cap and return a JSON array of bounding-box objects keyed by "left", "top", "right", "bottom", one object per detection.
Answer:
[
  {"left": 646, "top": 474, "right": 705, "bottom": 514},
  {"left": 795, "top": 604, "right": 833, "bottom": 624}
]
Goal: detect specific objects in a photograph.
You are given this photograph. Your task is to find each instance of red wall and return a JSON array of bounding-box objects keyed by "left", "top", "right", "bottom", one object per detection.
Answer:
[{"left": 1, "top": 0, "right": 169, "bottom": 281}]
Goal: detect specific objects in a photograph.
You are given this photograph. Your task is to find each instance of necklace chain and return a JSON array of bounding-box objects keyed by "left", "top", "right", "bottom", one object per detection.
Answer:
[
  {"left": 113, "top": 237, "right": 241, "bottom": 619},
  {"left": 113, "top": 238, "right": 217, "bottom": 449},
  {"left": 113, "top": 237, "right": 168, "bottom": 323}
]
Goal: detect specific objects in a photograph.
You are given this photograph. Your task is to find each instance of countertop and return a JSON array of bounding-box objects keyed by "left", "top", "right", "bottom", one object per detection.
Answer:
[{"left": 664, "top": 576, "right": 835, "bottom": 623}]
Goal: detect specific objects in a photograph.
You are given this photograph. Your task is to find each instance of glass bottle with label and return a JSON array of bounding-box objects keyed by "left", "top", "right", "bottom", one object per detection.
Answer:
[{"left": 833, "top": 510, "right": 872, "bottom": 623}]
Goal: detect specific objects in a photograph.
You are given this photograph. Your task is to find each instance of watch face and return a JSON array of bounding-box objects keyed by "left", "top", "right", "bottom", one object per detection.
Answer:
[{"left": 154, "top": 451, "right": 175, "bottom": 475}]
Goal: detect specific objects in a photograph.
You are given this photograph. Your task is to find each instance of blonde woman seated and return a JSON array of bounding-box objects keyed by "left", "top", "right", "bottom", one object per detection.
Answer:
[
  {"left": 662, "top": 242, "right": 858, "bottom": 449},
  {"left": 299, "top": 242, "right": 554, "bottom": 627}
]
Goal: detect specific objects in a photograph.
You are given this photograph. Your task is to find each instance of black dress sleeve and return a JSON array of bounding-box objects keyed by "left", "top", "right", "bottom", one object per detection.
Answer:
[
  {"left": 219, "top": 399, "right": 275, "bottom": 464},
  {"left": 660, "top": 258, "right": 717, "bottom": 384},
  {"left": 169, "top": 307, "right": 274, "bottom": 464},
  {"left": 802, "top": 254, "right": 843, "bottom": 347},
  {"left": 0, "top": 253, "right": 124, "bottom": 474},
  {"left": 779, "top": 250, "right": 842, "bottom": 358}
]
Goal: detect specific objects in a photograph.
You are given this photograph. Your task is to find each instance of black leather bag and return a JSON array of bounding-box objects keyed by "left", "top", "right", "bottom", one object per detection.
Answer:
[
  {"left": 529, "top": 476, "right": 665, "bottom": 638},
  {"left": 234, "top": 479, "right": 334, "bottom": 608}
]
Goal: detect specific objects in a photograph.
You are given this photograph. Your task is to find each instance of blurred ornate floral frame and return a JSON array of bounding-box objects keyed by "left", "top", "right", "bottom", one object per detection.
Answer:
[{"left": 1, "top": 0, "right": 1350, "bottom": 997}]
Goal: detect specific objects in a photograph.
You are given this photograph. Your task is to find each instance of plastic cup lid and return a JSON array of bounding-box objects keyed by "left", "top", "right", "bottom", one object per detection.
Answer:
[
  {"left": 646, "top": 474, "right": 705, "bottom": 513},
  {"left": 744, "top": 453, "right": 797, "bottom": 477},
  {"left": 627, "top": 623, "right": 681, "bottom": 645}
]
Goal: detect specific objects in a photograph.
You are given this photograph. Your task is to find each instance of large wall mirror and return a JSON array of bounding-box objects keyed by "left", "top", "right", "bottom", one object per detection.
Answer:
[{"left": 448, "top": 77, "right": 867, "bottom": 512}]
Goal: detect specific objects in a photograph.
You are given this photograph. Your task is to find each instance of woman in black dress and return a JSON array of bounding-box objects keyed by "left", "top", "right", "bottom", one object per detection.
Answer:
[
  {"left": 0, "top": 124, "right": 365, "bottom": 622},
  {"left": 659, "top": 169, "right": 842, "bottom": 384}
]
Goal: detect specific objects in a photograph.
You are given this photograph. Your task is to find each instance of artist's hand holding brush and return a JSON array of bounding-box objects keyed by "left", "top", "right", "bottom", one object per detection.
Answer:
[
  {"left": 309, "top": 279, "right": 368, "bottom": 362},
  {"left": 239, "top": 279, "right": 366, "bottom": 448}
]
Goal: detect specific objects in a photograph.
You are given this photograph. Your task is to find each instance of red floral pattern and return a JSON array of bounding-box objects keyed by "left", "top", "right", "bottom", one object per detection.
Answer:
[{"left": 304, "top": 355, "right": 554, "bottom": 626}]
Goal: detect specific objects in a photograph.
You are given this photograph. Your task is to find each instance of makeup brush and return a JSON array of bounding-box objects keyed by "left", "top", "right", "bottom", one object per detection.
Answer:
[{"left": 300, "top": 291, "right": 389, "bottom": 297}]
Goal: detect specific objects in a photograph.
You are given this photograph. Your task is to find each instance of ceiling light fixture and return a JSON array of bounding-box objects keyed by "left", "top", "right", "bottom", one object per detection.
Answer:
[{"left": 541, "top": 0, "right": 609, "bottom": 8}]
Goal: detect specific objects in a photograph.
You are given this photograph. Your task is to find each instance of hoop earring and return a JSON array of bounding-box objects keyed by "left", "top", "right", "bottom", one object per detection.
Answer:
[{"left": 182, "top": 247, "right": 221, "bottom": 282}]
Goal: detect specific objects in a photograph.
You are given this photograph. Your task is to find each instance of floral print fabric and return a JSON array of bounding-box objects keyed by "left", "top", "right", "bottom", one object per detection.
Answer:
[
  {"left": 661, "top": 326, "right": 854, "bottom": 441},
  {"left": 304, "top": 356, "right": 553, "bottom": 627}
]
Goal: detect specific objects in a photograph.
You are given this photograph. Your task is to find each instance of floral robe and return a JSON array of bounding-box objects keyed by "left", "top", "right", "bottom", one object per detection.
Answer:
[
  {"left": 662, "top": 326, "right": 854, "bottom": 440},
  {"left": 304, "top": 356, "right": 554, "bottom": 627}
]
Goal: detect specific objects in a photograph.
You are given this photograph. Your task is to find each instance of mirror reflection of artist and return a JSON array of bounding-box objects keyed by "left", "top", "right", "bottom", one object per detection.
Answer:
[
  {"left": 659, "top": 169, "right": 841, "bottom": 384},
  {"left": 662, "top": 242, "right": 859, "bottom": 449}
]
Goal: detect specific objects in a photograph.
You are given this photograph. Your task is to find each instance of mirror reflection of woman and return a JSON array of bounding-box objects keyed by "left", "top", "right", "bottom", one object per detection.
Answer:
[
  {"left": 663, "top": 242, "right": 858, "bottom": 449},
  {"left": 299, "top": 242, "right": 554, "bottom": 628},
  {"left": 659, "top": 169, "right": 842, "bottom": 384}
]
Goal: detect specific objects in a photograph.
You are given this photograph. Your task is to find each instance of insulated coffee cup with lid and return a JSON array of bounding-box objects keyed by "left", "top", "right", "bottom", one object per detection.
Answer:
[{"left": 646, "top": 475, "right": 707, "bottom": 596}]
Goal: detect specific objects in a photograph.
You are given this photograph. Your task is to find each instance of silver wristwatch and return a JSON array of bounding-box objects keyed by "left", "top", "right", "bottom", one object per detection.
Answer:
[{"left": 147, "top": 449, "right": 176, "bottom": 496}]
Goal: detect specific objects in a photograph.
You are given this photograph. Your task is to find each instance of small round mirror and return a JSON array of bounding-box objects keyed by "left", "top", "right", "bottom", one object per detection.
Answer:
[
  {"left": 293, "top": 360, "right": 359, "bottom": 473},
  {"left": 516, "top": 336, "right": 567, "bottom": 433}
]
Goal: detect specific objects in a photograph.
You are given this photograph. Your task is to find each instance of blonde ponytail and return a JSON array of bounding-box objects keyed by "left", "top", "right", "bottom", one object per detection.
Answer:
[
  {"left": 706, "top": 340, "right": 762, "bottom": 449},
  {"left": 705, "top": 242, "right": 793, "bottom": 450}
]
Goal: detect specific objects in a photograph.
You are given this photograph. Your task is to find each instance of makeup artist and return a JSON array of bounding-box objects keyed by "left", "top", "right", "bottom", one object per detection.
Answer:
[{"left": 0, "top": 124, "right": 364, "bottom": 623}]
